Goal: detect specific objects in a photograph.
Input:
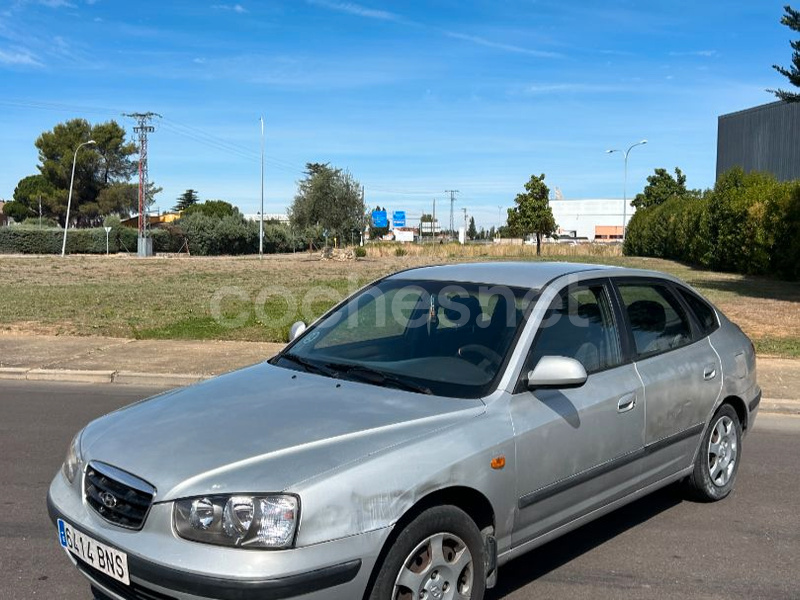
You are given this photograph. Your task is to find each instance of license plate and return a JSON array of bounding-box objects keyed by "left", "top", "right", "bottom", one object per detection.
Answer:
[{"left": 58, "top": 519, "right": 130, "bottom": 586}]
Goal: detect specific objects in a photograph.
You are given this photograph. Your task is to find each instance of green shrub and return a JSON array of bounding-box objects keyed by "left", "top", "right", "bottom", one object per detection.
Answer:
[
  {"left": 624, "top": 167, "right": 800, "bottom": 280},
  {"left": 354, "top": 246, "right": 367, "bottom": 258},
  {"left": 394, "top": 246, "right": 407, "bottom": 257},
  {"left": 0, "top": 217, "right": 310, "bottom": 256}
]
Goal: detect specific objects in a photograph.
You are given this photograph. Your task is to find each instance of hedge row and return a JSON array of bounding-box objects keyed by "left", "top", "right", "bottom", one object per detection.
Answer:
[
  {"left": 624, "top": 168, "right": 800, "bottom": 280},
  {"left": 0, "top": 215, "right": 320, "bottom": 256}
]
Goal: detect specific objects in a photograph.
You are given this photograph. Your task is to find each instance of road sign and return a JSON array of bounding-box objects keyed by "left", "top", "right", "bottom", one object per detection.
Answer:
[
  {"left": 392, "top": 211, "right": 406, "bottom": 228},
  {"left": 372, "top": 210, "right": 388, "bottom": 228}
]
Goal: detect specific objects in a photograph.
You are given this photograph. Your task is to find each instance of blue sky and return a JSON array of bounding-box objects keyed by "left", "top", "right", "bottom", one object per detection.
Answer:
[{"left": 0, "top": 0, "right": 794, "bottom": 227}]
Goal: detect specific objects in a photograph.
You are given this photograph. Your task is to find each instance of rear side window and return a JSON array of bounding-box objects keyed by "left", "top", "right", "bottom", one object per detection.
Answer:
[
  {"left": 677, "top": 288, "right": 718, "bottom": 335},
  {"left": 617, "top": 283, "right": 694, "bottom": 357}
]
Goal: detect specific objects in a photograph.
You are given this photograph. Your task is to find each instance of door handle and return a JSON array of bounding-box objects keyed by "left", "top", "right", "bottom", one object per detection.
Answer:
[
  {"left": 703, "top": 365, "right": 717, "bottom": 381},
  {"left": 617, "top": 393, "right": 636, "bottom": 413}
]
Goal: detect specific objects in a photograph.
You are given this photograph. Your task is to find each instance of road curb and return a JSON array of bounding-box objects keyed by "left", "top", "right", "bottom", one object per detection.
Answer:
[
  {"left": 23, "top": 368, "right": 115, "bottom": 384},
  {"left": 0, "top": 367, "right": 30, "bottom": 380},
  {"left": 760, "top": 399, "right": 800, "bottom": 415},
  {"left": 0, "top": 367, "right": 209, "bottom": 387},
  {"left": 113, "top": 371, "right": 208, "bottom": 387},
  {"left": 1, "top": 367, "right": 798, "bottom": 413}
]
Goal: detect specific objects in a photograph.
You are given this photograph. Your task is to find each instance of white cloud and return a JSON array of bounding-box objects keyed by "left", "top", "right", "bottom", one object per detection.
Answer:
[
  {"left": 523, "top": 82, "right": 628, "bottom": 94},
  {"left": 212, "top": 3, "right": 247, "bottom": 13},
  {"left": 37, "top": 0, "right": 75, "bottom": 7},
  {"left": 306, "top": 0, "right": 399, "bottom": 21},
  {"left": 307, "top": 1, "right": 561, "bottom": 59},
  {"left": 668, "top": 50, "right": 717, "bottom": 58},
  {"left": 0, "top": 48, "right": 42, "bottom": 66},
  {"left": 443, "top": 31, "right": 562, "bottom": 59}
]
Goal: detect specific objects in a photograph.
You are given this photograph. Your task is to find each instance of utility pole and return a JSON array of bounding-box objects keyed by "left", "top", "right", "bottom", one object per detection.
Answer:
[
  {"left": 445, "top": 190, "right": 459, "bottom": 239},
  {"left": 432, "top": 198, "right": 436, "bottom": 244},
  {"left": 123, "top": 112, "right": 161, "bottom": 257},
  {"left": 361, "top": 185, "right": 370, "bottom": 246},
  {"left": 259, "top": 116, "right": 265, "bottom": 259}
]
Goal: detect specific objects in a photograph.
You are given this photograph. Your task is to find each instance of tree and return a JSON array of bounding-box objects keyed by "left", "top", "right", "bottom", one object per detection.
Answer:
[
  {"left": 174, "top": 189, "right": 200, "bottom": 212},
  {"left": 7, "top": 174, "right": 55, "bottom": 223},
  {"left": 771, "top": 5, "right": 800, "bottom": 102},
  {"left": 17, "top": 118, "right": 139, "bottom": 226},
  {"left": 467, "top": 216, "right": 477, "bottom": 240},
  {"left": 289, "top": 163, "right": 365, "bottom": 242},
  {"left": 631, "top": 167, "right": 691, "bottom": 210},
  {"left": 507, "top": 173, "right": 557, "bottom": 255},
  {"left": 182, "top": 200, "right": 239, "bottom": 220}
]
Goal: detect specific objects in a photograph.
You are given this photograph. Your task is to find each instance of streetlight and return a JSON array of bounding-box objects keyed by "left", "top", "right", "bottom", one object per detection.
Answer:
[
  {"left": 606, "top": 139, "right": 647, "bottom": 241},
  {"left": 259, "top": 116, "right": 265, "bottom": 260},
  {"left": 61, "top": 139, "right": 96, "bottom": 257}
]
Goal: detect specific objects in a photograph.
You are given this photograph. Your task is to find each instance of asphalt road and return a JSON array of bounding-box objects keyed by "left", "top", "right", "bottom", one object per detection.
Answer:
[{"left": 1, "top": 381, "right": 798, "bottom": 600}]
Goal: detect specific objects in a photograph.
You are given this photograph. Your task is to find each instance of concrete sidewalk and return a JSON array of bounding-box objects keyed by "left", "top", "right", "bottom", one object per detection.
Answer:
[{"left": 0, "top": 334, "right": 797, "bottom": 414}]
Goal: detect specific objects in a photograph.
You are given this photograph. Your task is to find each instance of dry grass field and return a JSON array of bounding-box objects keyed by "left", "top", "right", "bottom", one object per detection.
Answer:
[{"left": 1, "top": 245, "right": 798, "bottom": 357}]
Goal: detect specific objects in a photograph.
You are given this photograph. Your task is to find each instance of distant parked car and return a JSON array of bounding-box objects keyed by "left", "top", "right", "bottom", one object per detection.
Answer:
[{"left": 48, "top": 262, "right": 759, "bottom": 600}]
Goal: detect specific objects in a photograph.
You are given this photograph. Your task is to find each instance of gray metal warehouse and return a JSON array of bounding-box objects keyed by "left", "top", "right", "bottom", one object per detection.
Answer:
[{"left": 717, "top": 100, "right": 800, "bottom": 181}]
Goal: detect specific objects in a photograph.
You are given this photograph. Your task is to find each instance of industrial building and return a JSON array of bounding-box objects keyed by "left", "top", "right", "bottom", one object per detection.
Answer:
[
  {"left": 717, "top": 100, "right": 800, "bottom": 181},
  {"left": 244, "top": 213, "right": 290, "bottom": 225},
  {"left": 549, "top": 198, "right": 634, "bottom": 242}
]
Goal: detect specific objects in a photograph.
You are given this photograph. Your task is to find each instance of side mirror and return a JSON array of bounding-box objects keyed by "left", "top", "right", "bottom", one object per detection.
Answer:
[
  {"left": 288, "top": 321, "right": 307, "bottom": 343},
  {"left": 527, "top": 356, "right": 587, "bottom": 390}
]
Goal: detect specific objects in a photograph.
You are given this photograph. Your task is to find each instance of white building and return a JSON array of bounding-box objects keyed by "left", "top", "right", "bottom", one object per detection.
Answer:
[
  {"left": 549, "top": 198, "right": 636, "bottom": 241},
  {"left": 244, "top": 213, "right": 290, "bottom": 225}
]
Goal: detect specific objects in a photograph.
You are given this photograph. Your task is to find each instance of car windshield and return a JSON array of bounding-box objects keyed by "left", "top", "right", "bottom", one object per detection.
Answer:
[{"left": 273, "top": 279, "right": 536, "bottom": 399}]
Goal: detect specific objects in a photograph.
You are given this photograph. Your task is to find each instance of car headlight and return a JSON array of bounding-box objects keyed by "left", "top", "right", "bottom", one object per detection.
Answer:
[
  {"left": 174, "top": 495, "right": 299, "bottom": 549},
  {"left": 61, "top": 432, "right": 83, "bottom": 484}
]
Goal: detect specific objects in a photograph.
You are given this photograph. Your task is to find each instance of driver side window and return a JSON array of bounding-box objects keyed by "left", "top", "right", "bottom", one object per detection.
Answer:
[{"left": 525, "top": 282, "right": 621, "bottom": 375}]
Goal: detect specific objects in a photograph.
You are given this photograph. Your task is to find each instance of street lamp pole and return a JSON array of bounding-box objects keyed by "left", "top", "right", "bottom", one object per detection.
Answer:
[
  {"left": 259, "top": 116, "right": 265, "bottom": 260},
  {"left": 61, "top": 139, "right": 96, "bottom": 257},
  {"left": 606, "top": 139, "right": 647, "bottom": 241}
]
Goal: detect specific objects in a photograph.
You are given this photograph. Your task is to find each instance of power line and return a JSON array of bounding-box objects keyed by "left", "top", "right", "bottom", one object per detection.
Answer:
[
  {"left": 123, "top": 112, "right": 161, "bottom": 255},
  {"left": 444, "top": 189, "right": 459, "bottom": 236}
]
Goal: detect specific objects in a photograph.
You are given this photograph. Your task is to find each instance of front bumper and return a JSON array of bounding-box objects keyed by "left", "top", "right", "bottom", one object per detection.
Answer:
[{"left": 48, "top": 474, "right": 389, "bottom": 600}]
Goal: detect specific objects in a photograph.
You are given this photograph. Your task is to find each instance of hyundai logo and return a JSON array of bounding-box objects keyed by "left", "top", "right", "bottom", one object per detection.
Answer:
[{"left": 100, "top": 491, "right": 118, "bottom": 508}]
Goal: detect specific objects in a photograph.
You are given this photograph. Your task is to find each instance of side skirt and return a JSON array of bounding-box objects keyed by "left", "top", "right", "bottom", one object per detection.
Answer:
[{"left": 497, "top": 466, "right": 693, "bottom": 567}]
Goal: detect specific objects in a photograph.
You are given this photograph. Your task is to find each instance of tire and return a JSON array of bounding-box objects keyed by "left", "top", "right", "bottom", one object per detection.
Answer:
[
  {"left": 687, "top": 404, "right": 742, "bottom": 501},
  {"left": 368, "top": 506, "right": 486, "bottom": 600}
]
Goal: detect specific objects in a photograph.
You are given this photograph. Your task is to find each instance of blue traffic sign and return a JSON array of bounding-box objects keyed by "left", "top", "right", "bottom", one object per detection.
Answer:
[
  {"left": 372, "top": 210, "right": 388, "bottom": 228},
  {"left": 392, "top": 211, "right": 406, "bottom": 228}
]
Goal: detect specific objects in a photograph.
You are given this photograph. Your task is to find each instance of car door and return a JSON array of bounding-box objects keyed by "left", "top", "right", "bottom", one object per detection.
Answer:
[
  {"left": 613, "top": 279, "right": 723, "bottom": 487},
  {"left": 511, "top": 279, "right": 645, "bottom": 545}
]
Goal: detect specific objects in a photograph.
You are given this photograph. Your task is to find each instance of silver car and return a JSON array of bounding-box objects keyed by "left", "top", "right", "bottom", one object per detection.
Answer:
[{"left": 48, "top": 262, "right": 760, "bottom": 600}]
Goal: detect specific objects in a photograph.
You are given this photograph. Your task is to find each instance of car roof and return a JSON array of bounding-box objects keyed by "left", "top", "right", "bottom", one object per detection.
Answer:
[{"left": 387, "top": 261, "right": 680, "bottom": 290}]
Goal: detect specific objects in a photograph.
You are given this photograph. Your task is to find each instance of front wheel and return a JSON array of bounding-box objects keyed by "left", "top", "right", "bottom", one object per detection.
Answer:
[
  {"left": 687, "top": 404, "right": 742, "bottom": 501},
  {"left": 368, "top": 506, "right": 486, "bottom": 600}
]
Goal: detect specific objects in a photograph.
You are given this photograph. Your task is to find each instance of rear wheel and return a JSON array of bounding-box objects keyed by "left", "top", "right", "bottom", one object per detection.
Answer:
[
  {"left": 369, "top": 506, "right": 486, "bottom": 600},
  {"left": 687, "top": 404, "right": 742, "bottom": 501}
]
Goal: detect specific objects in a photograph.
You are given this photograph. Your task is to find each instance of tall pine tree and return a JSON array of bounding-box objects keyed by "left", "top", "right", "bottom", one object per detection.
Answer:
[
  {"left": 174, "top": 189, "right": 199, "bottom": 211},
  {"left": 772, "top": 5, "right": 800, "bottom": 102}
]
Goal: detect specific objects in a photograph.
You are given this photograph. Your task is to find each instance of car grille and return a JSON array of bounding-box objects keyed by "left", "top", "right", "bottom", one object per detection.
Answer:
[
  {"left": 84, "top": 462, "right": 156, "bottom": 530},
  {"left": 77, "top": 561, "right": 177, "bottom": 600}
]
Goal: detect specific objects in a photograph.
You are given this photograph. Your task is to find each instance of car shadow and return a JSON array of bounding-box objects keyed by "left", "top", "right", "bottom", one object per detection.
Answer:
[{"left": 487, "top": 483, "right": 686, "bottom": 598}]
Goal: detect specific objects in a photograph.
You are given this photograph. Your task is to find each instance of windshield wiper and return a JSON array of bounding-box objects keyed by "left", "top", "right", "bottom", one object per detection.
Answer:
[
  {"left": 278, "top": 353, "right": 337, "bottom": 378},
  {"left": 323, "top": 363, "right": 432, "bottom": 395}
]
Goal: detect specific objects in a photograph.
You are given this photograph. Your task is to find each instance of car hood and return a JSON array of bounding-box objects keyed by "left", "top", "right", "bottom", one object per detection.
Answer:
[{"left": 80, "top": 363, "right": 484, "bottom": 501}]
